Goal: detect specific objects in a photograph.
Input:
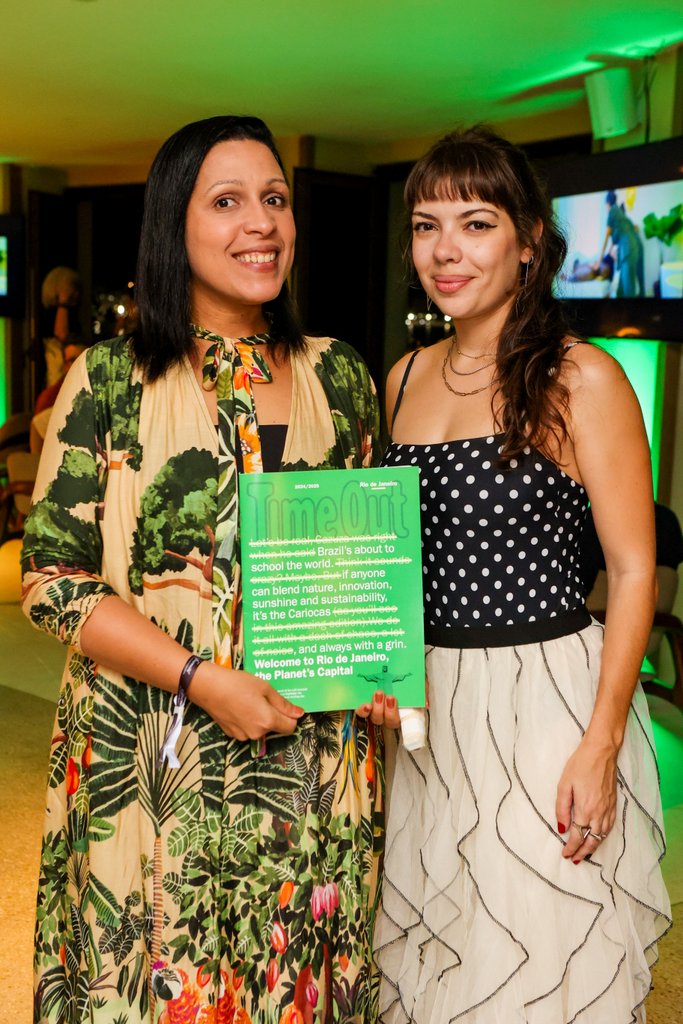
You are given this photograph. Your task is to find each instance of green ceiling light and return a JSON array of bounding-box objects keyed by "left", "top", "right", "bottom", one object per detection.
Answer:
[
  {"left": 583, "top": 37, "right": 683, "bottom": 143},
  {"left": 585, "top": 67, "right": 639, "bottom": 139}
]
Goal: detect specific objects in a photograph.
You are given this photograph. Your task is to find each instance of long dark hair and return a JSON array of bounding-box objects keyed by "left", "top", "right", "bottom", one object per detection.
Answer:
[
  {"left": 133, "top": 115, "right": 304, "bottom": 380},
  {"left": 405, "top": 125, "right": 573, "bottom": 461}
]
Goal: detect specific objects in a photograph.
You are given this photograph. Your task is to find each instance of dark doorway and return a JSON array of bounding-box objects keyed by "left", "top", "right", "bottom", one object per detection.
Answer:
[
  {"left": 65, "top": 183, "right": 144, "bottom": 296},
  {"left": 293, "top": 168, "right": 387, "bottom": 387},
  {"left": 27, "top": 184, "right": 145, "bottom": 399},
  {"left": 27, "top": 190, "right": 77, "bottom": 397}
]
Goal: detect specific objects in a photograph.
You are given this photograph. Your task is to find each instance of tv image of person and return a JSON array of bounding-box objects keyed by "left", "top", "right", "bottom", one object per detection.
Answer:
[
  {"left": 595, "top": 189, "right": 645, "bottom": 297},
  {"left": 22, "top": 114, "right": 394, "bottom": 1024},
  {"left": 569, "top": 251, "right": 614, "bottom": 282},
  {"left": 373, "top": 125, "right": 670, "bottom": 1024}
]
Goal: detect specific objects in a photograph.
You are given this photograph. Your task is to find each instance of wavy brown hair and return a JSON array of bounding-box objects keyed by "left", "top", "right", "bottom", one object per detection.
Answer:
[{"left": 405, "top": 125, "right": 574, "bottom": 462}]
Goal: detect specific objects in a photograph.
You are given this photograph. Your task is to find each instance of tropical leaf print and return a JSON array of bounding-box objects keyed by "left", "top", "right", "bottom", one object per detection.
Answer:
[
  {"left": 128, "top": 449, "right": 217, "bottom": 597},
  {"left": 26, "top": 336, "right": 384, "bottom": 1023}
]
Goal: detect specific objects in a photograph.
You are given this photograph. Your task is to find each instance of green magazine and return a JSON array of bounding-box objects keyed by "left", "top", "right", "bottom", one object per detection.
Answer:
[{"left": 240, "top": 466, "right": 425, "bottom": 712}]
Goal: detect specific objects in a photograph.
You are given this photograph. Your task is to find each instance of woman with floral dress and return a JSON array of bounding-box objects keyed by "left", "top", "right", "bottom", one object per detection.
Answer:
[{"left": 23, "top": 115, "right": 390, "bottom": 1024}]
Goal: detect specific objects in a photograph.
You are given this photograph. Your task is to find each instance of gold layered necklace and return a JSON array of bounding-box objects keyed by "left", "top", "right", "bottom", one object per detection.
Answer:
[
  {"left": 441, "top": 337, "right": 497, "bottom": 397},
  {"left": 454, "top": 338, "right": 495, "bottom": 360}
]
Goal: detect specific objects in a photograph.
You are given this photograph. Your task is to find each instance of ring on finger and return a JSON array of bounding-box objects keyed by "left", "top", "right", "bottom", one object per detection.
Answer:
[{"left": 572, "top": 822, "right": 591, "bottom": 841}]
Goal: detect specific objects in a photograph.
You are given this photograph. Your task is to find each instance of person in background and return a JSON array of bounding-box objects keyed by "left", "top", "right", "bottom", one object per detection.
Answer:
[
  {"left": 374, "top": 125, "right": 670, "bottom": 1024},
  {"left": 23, "top": 115, "right": 395, "bottom": 1024},
  {"left": 595, "top": 190, "right": 645, "bottom": 297},
  {"left": 30, "top": 342, "right": 85, "bottom": 454},
  {"left": 40, "top": 265, "right": 85, "bottom": 385},
  {"left": 33, "top": 267, "right": 87, "bottom": 454}
]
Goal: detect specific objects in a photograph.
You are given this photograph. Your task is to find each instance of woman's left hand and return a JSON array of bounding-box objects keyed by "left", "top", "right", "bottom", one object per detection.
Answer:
[
  {"left": 355, "top": 690, "right": 401, "bottom": 727},
  {"left": 555, "top": 735, "right": 618, "bottom": 863}
]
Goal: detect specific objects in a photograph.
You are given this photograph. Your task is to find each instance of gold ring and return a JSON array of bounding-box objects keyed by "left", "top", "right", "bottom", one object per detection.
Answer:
[
  {"left": 572, "top": 822, "right": 591, "bottom": 841},
  {"left": 588, "top": 831, "right": 603, "bottom": 842}
]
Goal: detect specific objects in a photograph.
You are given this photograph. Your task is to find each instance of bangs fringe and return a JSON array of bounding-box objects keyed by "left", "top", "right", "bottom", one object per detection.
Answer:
[{"left": 406, "top": 147, "right": 520, "bottom": 214}]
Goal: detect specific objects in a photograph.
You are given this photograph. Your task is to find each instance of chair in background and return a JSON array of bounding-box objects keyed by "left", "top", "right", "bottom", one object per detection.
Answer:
[
  {"left": 0, "top": 411, "right": 31, "bottom": 477},
  {"left": 584, "top": 504, "right": 683, "bottom": 711},
  {"left": 642, "top": 567, "right": 683, "bottom": 710},
  {"left": 0, "top": 451, "right": 39, "bottom": 545}
]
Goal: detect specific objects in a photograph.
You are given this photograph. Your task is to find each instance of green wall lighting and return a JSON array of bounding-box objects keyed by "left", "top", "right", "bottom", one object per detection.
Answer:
[
  {"left": 651, "top": 718, "right": 683, "bottom": 811},
  {"left": 0, "top": 319, "right": 7, "bottom": 426},
  {"left": 590, "top": 337, "right": 665, "bottom": 497}
]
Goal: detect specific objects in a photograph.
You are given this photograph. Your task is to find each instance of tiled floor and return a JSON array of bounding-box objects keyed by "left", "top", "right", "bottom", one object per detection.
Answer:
[{"left": 1, "top": 601, "right": 682, "bottom": 1021}]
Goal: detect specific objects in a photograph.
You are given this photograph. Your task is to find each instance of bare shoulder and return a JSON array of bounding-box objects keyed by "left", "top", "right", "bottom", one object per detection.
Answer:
[
  {"left": 385, "top": 349, "right": 423, "bottom": 427},
  {"left": 561, "top": 340, "right": 630, "bottom": 395},
  {"left": 561, "top": 340, "right": 645, "bottom": 455},
  {"left": 386, "top": 348, "right": 422, "bottom": 400},
  {"left": 387, "top": 349, "right": 419, "bottom": 385}
]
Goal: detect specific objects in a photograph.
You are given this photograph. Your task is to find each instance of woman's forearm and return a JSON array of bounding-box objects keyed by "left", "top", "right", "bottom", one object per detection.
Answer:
[
  {"left": 79, "top": 594, "right": 303, "bottom": 740},
  {"left": 585, "top": 568, "right": 656, "bottom": 750},
  {"left": 79, "top": 594, "right": 193, "bottom": 694}
]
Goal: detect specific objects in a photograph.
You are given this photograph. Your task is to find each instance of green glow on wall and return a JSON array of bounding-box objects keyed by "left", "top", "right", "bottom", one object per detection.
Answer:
[
  {"left": 0, "top": 319, "right": 7, "bottom": 425},
  {"left": 590, "top": 338, "right": 665, "bottom": 497},
  {"left": 651, "top": 718, "right": 683, "bottom": 811}
]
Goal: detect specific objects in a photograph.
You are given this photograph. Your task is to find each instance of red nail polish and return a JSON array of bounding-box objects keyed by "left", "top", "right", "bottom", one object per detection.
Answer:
[
  {"left": 387, "top": 696, "right": 396, "bottom": 708},
  {"left": 573, "top": 859, "right": 580, "bottom": 865},
  {"left": 557, "top": 822, "right": 566, "bottom": 834}
]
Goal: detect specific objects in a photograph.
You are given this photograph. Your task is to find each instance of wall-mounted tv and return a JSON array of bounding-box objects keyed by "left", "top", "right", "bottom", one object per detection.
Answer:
[
  {"left": 0, "top": 214, "right": 26, "bottom": 318},
  {"left": 538, "top": 136, "right": 683, "bottom": 341}
]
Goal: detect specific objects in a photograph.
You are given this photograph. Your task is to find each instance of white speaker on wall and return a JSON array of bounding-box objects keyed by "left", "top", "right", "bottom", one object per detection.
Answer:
[{"left": 585, "top": 67, "right": 639, "bottom": 139}]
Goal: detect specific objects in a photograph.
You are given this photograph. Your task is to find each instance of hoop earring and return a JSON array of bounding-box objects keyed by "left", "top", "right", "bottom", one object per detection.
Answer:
[{"left": 523, "top": 254, "right": 535, "bottom": 287}]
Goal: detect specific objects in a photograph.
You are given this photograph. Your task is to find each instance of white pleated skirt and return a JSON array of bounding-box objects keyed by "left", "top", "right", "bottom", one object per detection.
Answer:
[{"left": 374, "top": 622, "right": 671, "bottom": 1024}]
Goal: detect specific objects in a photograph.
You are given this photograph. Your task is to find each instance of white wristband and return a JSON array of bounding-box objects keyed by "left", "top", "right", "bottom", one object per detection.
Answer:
[{"left": 399, "top": 707, "right": 426, "bottom": 750}]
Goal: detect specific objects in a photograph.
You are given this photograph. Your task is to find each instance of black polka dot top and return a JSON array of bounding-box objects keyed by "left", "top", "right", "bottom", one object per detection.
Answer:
[{"left": 382, "top": 435, "right": 589, "bottom": 629}]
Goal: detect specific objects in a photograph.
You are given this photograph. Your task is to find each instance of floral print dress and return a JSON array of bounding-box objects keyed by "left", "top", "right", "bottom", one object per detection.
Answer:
[{"left": 22, "top": 334, "right": 383, "bottom": 1024}]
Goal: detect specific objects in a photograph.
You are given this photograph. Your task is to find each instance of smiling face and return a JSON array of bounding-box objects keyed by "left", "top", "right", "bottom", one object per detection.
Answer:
[
  {"left": 411, "top": 195, "right": 532, "bottom": 333},
  {"left": 185, "top": 139, "right": 295, "bottom": 331}
]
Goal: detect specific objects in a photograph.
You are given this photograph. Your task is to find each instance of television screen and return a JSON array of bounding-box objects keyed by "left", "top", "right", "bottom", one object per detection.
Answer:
[
  {"left": 553, "top": 180, "right": 683, "bottom": 300},
  {"left": 0, "top": 215, "right": 25, "bottom": 317},
  {"left": 537, "top": 136, "right": 683, "bottom": 341},
  {"left": 0, "top": 235, "right": 8, "bottom": 297}
]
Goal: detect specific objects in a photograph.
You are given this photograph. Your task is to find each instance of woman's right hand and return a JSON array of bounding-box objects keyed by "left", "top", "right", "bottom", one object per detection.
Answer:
[
  {"left": 190, "top": 662, "right": 304, "bottom": 741},
  {"left": 355, "top": 690, "right": 401, "bottom": 728},
  {"left": 78, "top": 596, "right": 304, "bottom": 740}
]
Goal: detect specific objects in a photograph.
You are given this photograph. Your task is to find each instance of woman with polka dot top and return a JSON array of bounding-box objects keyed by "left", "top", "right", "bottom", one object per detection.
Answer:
[{"left": 374, "top": 126, "right": 670, "bottom": 1024}]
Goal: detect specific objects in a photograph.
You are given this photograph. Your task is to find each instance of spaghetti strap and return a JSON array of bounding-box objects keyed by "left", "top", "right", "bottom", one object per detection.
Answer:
[{"left": 390, "top": 349, "right": 421, "bottom": 432}]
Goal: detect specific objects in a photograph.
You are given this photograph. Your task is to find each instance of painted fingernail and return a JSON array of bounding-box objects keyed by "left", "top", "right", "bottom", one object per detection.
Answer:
[
  {"left": 573, "top": 859, "right": 580, "bottom": 865},
  {"left": 374, "top": 691, "right": 384, "bottom": 702},
  {"left": 386, "top": 696, "right": 396, "bottom": 708},
  {"left": 362, "top": 704, "right": 372, "bottom": 714},
  {"left": 557, "top": 822, "right": 566, "bottom": 834}
]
